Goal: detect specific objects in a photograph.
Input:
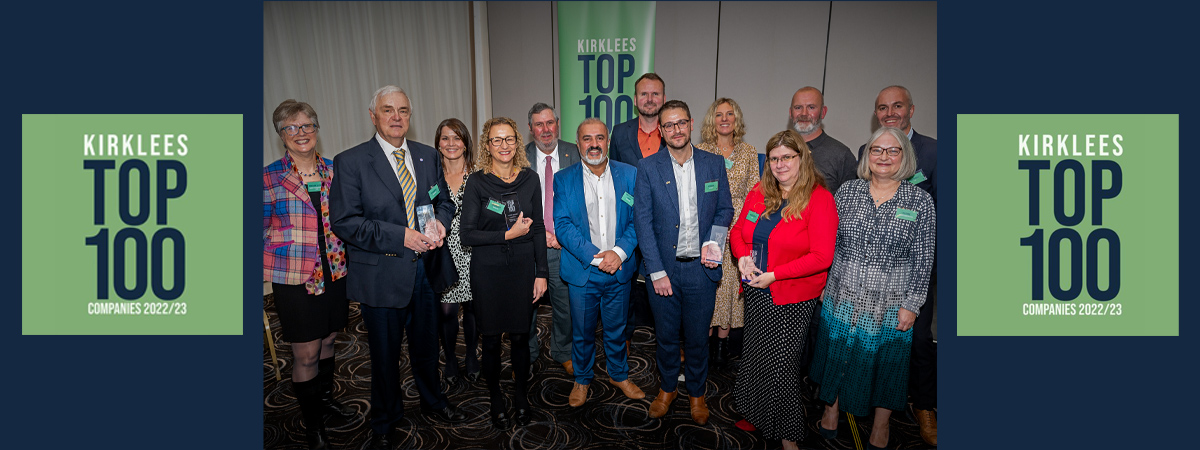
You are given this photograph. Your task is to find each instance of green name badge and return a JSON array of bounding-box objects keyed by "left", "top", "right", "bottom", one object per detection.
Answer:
[
  {"left": 704, "top": 180, "right": 718, "bottom": 193},
  {"left": 724, "top": 158, "right": 734, "bottom": 169},
  {"left": 907, "top": 169, "right": 927, "bottom": 185},
  {"left": 306, "top": 181, "right": 322, "bottom": 192},
  {"left": 428, "top": 184, "right": 441, "bottom": 199},
  {"left": 895, "top": 208, "right": 918, "bottom": 221},
  {"left": 622, "top": 192, "right": 634, "bottom": 206},
  {"left": 746, "top": 211, "right": 759, "bottom": 223},
  {"left": 486, "top": 199, "right": 505, "bottom": 214}
]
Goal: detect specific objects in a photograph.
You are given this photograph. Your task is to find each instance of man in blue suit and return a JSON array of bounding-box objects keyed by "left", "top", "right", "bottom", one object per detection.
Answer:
[
  {"left": 609, "top": 72, "right": 667, "bottom": 167},
  {"left": 553, "top": 118, "right": 646, "bottom": 408},
  {"left": 330, "top": 85, "right": 466, "bottom": 449},
  {"left": 634, "top": 100, "right": 733, "bottom": 425},
  {"left": 609, "top": 72, "right": 667, "bottom": 349},
  {"left": 856, "top": 84, "right": 939, "bottom": 446}
]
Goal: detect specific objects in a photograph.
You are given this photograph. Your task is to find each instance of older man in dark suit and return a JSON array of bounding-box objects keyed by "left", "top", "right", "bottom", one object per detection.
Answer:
[
  {"left": 330, "top": 85, "right": 466, "bottom": 450},
  {"left": 634, "top": 100, "right": 733, "bottom": 425},
  {"left": 522, "top": 102, "right": 580, "bottom": 378}
]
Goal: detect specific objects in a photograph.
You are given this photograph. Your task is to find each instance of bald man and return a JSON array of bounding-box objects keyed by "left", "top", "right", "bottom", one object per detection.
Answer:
[{"left": 788, "top": 87, "right": 858, "bottom": 195}]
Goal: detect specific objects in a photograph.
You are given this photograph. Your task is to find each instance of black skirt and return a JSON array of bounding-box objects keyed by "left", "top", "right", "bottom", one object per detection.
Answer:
[{"left": 469, "top": 242, "right": 536, "bottom": 335}]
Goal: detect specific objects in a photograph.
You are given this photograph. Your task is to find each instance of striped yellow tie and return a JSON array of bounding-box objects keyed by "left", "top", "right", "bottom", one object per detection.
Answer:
[{"left": 392, "top": 148, "right": 416, "bottom": 229}]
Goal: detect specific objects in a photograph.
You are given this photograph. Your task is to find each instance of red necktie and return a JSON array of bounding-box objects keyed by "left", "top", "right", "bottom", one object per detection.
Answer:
[{"left": 544, "top": 155, "right": 554, "bottom": 234}]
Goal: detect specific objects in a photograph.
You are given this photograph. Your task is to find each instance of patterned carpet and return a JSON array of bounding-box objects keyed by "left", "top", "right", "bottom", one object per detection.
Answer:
[{"left": 263, "top": 292, "right": 936, "bottom": 450}]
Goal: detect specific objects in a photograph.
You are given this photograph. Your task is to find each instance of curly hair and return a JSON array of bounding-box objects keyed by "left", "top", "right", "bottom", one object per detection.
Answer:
[
  {"left": 475, "top": 117, "right": 530, "bottom": 174},
  {"left": 699, "top": 97, "right": 746, "bottom": 145}
]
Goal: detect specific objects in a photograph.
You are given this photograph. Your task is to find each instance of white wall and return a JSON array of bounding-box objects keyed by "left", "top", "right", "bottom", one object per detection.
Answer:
[{"left": 487, "top": 1, "right": 937, "bottom": 153}]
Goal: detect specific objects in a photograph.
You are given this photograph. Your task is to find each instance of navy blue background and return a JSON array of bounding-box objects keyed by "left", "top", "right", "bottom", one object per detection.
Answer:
[{"left": 4, "top": 1, "right": 1192, "bottom": 449}]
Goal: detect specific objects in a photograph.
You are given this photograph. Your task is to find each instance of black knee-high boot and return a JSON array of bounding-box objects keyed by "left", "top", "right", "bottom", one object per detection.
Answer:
[
  {"left": 294, "top": 378, "right": 330, "bottom": 450},
  {"left": 317, "top": 358, "right": 355, "bottom": 418},
  {"left": 482, "top": 334, "right": 510, "bottom": 429}
]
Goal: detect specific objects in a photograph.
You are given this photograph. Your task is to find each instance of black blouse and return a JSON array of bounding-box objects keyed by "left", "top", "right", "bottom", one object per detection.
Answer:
[{"left": 458, "top": 168, "right": 549, "bottom": 278}]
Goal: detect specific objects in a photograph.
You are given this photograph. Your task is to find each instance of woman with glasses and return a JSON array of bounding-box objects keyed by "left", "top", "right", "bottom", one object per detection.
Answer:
[
  {"left": 729, "top": 130, "right": 836, "bottom": 450},
  {"left": 458, "top": 117, "right": 548, "bottom": 430},
  {"left": 695, "top": 97, "right": 760, "bottom": 369},
  {"left": 263, "top": 100, "right": 354, "bottom": 450},
  {"left": 810, "top": 127, "right": 935, "bottom": 449},
  {"left": 432, "top": 118, "right": 481, "bottom": 387}
]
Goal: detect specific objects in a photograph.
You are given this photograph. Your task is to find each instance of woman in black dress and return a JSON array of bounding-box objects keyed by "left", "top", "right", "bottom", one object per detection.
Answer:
[
  {"left": 263, "top": 100, "right": 355, "bottom": 450},
  {"left": 459, "top": 116, "right": 549, "bottom": 430}
]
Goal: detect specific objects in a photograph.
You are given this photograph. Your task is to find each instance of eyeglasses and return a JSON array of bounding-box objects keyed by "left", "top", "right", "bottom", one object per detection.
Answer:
[
  {"left": 488, "top": 136, "right": 517, "bottom": 146},
  {"left": 279, "top": 124, "right": 318, "bottom": 136},
  {"left": 377, "top": 107, "right": 412, "bottom": 118},
  {"left": 869, "top": 146, "right": 902, "bottom": 157},
  {"left": 769, "top": 154, "right": 800, "bottom": 164},
  {"left": 661, "top": 120, "right": 690, "bottom": 132}
]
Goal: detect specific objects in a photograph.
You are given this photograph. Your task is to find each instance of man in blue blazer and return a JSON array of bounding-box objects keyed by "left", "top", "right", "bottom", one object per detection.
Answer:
[
  {"left": 856, "top": 85, "right": 939, "bottom": 446},
  {"left": 553, "top": 118, "right": 645, "bottom": 408},
  {"left": 330, "top": 86, "right": 465, "bottom": 449},
  {"left": 609, "top": 73, "right": 666, "bottom": 170},
  {"left": 608, "top": 72, "right": 667, "bottom": 347},
  {"left": 634, "top": 100, "right": 733, "bottom": 425}
]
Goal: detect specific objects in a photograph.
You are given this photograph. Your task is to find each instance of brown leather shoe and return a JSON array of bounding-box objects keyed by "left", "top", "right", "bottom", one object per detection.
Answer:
[
  {"left": 562, "top": 360, "right": 574, "bottom": 375},
  {"left": 568, "top": 382, "right": 589, "bottom": 407},
  {"left": 608, "top": 378, "right": 645, "bottom": 399},
  {"left": 689, "top": 395, "right": 709, "bottom": 425},
  {"left": 915, "top": 409, "right": 937, "bottom": 446},
  {"left": 647, "top": 389, "right": 676, "bottom": 418}
]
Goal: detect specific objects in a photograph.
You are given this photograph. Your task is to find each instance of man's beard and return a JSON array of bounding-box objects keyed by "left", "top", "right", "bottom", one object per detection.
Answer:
[
  {"left": 584, "top": 146, "right": 607, "bottom": 166},
  {"left": 638, "top": 102, "right": 661, "bottom": 118},
  {"left": 535, "top": 137, "right": 556, "bottom": 153},
  {"left": 792, "top": 116, "right": 821, "bottom": 134}
]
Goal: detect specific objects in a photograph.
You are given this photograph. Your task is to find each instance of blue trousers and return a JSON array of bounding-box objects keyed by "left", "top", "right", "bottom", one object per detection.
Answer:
[
  {"left": 359, "top": 264, "right": 448, "bottom": 435},
  {"left": 646, "top": 258, "right": 718, "bottom": 396},
  {"left": 568, "top": 272, "right": 633, "bottom": 385}
]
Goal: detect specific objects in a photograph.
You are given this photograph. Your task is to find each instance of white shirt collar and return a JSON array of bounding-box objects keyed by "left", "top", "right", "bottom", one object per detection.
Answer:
[{"left": 375, "top": 133, "right": 408, "bottom": 154}]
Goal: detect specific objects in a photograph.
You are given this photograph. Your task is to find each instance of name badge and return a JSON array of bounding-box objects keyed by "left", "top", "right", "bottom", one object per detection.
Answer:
[
  {"left": 895, "top": 208, "right": 918, "bottom": 221},
  {"left": 907, "top": 169, "right": 927, "bottom": 185},
  {"left": 704, "top": 180, "right": 718, "bottom": 193},
  {"left": 622, "top": 192, "right": 634, "bottom": 206},
  {"left": 724, "top": 158, "right": 734, "bottom": 169},
  {"left": 305, "top": 181, "right": 322, "bottom": 192},
  {"left": 745, "top": 211, "right": 759, "bottom": 223},
  {"left": 486, "top": 199, "right": 505, "bottom": 214},
  {"left": 428, "top": 184, "right": 441, "bottom": 199}
]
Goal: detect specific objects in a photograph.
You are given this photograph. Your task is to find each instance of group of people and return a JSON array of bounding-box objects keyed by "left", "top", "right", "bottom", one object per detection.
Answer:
[{"left": 264, "top": 74, "right": 937, "bottom": 450}]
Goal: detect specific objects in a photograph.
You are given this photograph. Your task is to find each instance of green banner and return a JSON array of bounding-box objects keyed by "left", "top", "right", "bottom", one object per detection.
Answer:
[
  {"left": 957, "top": 114, "right": 1178, "bottom": 336},
  {"left": 22, "top": 114, "right": 244, "bottom": 335},
  {"left": 558, "top": 1, "right": 655, "bottom": 142}
]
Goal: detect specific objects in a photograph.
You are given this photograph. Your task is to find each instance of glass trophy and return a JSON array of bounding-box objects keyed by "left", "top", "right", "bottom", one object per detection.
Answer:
[
  {"left": 416, "top": 204, "right": 438, "bottom": 240},
  {"left": 752, "top": 242, "right": 766, "bottom": 274},
  {"left": 502, "top": 192, "right": 521, "bottom": 230},
  {"left": 704, "top": 225, "right": 728, "bottom": 264}
]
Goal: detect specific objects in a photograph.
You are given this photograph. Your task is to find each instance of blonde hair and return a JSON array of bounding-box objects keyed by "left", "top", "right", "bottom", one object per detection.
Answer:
[
  {"left": 699, "top": 98, "right": 746, "bottom": 144},
  {"left": 761, "top": 129, "right": 826, "bottom": 221},
  {"left": 475, "top": 117, "right": 530, "bottom": 174}
]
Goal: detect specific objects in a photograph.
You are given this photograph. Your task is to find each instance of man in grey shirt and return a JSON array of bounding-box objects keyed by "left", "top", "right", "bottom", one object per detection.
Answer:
[{"left": 789, "top": 86, "right": 858, "bottom": 196}]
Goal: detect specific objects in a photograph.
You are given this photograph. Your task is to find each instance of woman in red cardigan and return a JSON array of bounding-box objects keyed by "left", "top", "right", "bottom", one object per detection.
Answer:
[{"left": 729, "top": 129, "right": 837, "bottom": 450}]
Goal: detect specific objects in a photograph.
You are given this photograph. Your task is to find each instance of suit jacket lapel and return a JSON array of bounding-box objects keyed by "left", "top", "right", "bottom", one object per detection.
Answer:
[
  {"left": 368, "top": 140, "right": 404, "bottom": 202},
  {"left": 657, "top": 154, "right": 679, "bottom": 214},
  {"left": 613, "top": 164, "right": 630, "bottom": 228}
]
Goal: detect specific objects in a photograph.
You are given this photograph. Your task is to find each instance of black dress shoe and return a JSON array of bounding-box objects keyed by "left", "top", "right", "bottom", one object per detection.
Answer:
[
  {"left": 421, "top": 404, "right": 467, "bottom": 423},
  {"left": 513, "top": 408, "right": 532, "bottom": 426},
  {"left": 367, "top": 432, "right": 391, "bottom": 450},
  {"left": 491, "top": 411, "right": 512, "bottom": 430},
  {"left": 442, "top": 375, "right": 459, "bottom": 388},
  {"left": 465, "top": 371, "right": 480, "bottom": 383}
]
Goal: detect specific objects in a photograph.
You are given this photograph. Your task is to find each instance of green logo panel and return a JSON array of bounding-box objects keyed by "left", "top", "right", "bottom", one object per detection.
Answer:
[
  {"left": 22, "top": 114, "right": 243, "bottom": 335},
  {"left": 957, "top": 114, "right": 1177, "bottom": 336}
]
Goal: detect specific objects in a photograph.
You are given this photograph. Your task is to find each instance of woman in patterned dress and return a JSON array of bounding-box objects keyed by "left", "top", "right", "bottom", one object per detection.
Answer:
[
  {"left": 730, "top": 130, "right": 836, "bottom": 450},
  {"left": 695, "top": 97, "right": 760, "bottom": 368},
  {"left": 810, "top": 127, "right": 935, "bottom": 449},
  {"left": 433, "top": 118, "right": 480, "bottom": 387},
  {"left": 263, "top": 100, "right": 354, "bottom": 450}
]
